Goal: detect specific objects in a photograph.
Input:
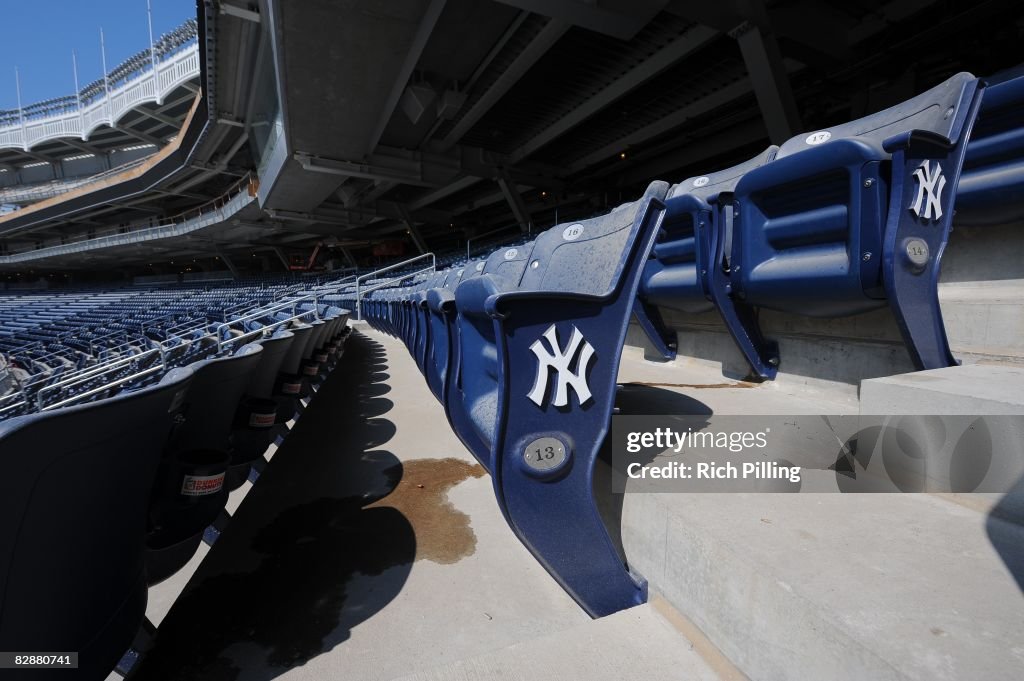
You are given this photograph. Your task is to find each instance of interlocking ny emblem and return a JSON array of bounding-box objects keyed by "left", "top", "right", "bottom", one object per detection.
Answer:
[
  {"left": 910, "top": 160, "right": 946, "bottom": 221},
  {"left": 527, "top": 324, "right": 596, "bottom": 408}
]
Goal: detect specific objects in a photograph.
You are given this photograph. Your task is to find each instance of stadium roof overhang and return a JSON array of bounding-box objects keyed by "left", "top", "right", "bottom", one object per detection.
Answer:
[{"left": 0, "top": 0, "right": 1021, "bottom": 272}]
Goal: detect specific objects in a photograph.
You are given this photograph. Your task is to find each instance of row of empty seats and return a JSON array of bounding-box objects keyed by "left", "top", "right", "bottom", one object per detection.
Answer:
[
  {"left": 345, "top": 67, "right": 1024, "bottom": 619},
  {"left": 0, "top": 276, "right": 352, "bottom": 680},
  {"left": 350, "top": 182, "right": 667, "bottom": 618},
  {"left": 0, "top": 275, "right": 357, "bottom": 416}
]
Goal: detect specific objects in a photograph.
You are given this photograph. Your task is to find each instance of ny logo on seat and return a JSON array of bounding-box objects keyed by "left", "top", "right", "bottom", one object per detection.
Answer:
[
  {"left": 527, "top": 324, "right": 596, "bottom": 408},
  {"left": 910, "top": 160, "right": 946, "bottom": 221}
]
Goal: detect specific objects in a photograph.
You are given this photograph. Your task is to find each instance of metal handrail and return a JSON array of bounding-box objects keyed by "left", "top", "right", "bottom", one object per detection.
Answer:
[
  {"left": 36, "top": 347, "right": 162, "bottom": 410},
  {"left": 40, "top": 364, "right": 165, "bottom": 412},
  {"left": 0, "top": 277, "right": 354, "bottom": 419},
  {"left": 0, "top": 398, "right": 28, "bottom": 416},
  {"left": 213, "top": 294, "right": 320, "bottom": 352},
  {"left": 358, "top": 266, "right": 435, "bottom": 297},
  {"left": 272, "top": 284, "right": 305, "bottom": 302},
  {"left": 355, "top": 252, "right": 435, "bottom": 319},
  {"left": 10, "top": 337, "right": 137, "bottom": 392},
  {"left": 219, "top": 305, "right": 333, "bottom": 353}
]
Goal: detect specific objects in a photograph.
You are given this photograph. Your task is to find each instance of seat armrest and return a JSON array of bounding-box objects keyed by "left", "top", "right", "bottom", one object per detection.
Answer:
[
  {"left": 486, "top": 289, "right": 611, "bottom": 320},
  {"left": 735, "top": 138, "right": 884, "bottom": 197},
  {"left": 426, "top": 287, "right": 456, "bottom": 313},
  {"left": 883, "top": 129, "right": 957, "bottom": 156}
]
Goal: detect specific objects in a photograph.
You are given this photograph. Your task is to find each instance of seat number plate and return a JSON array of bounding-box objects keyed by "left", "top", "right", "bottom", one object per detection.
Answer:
[
  {"left": 523, "top": 437, "right": 568, "bottom": 472},
  {"left": 562, "top": 224, "right": 584, "bottom": 241}
]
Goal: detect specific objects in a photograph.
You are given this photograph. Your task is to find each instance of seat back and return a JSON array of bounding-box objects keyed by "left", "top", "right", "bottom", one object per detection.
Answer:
[
  {"left": 643, "top": 147, "right": 778, "bottom": 314},
  {"left": 518, "top": 182, "right": 670, "bottom": 296},
  {"left": 635, "top": 148, "right": 778, "bottom": 365},
  {"left": 734, "top": 72, "right": 979, "bottom": 316},
  {"left": 779, "top": 75, "right": 979, "bottom": 161},
  {"left": 450, "top": 181, "right": 670, "bottom": 467},
  {"left": 482, "top": 240, "right": 535, "bottom": 282},
  {"left": 279, "top": 323, "right": 313, "bottom": 375},
  {"left": 248, "top": 331, "right": 294, "bottom": 398},
  {"left": 0, "top": 368, "right": 193, "bottom": 678},
  {"left": 171, "top": 344, "right": 263, "bottom": 453},
  {"left": 302, "top": 320, "right": 328, "bottom": 360},
  {"left": 423, "top": 268, "right": 465, "bottom": 402}
]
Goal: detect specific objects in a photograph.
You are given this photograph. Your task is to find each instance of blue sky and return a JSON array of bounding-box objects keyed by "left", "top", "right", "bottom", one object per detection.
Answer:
[{"left": 0, "top": 0, "right": 196, "bottom": 111}]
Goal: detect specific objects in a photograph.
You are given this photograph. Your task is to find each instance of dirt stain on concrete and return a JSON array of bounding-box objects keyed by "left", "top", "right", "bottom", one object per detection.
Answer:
[
  {"left": 625, "top": 380, "right": 757, "bottom": 390},
  {"left": 370, "top": 457, "right": 486, "bottom": 564}
]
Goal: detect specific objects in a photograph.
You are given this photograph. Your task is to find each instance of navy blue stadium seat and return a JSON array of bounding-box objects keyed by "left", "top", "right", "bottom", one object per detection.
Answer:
[
  {"left": 234, "top": 330, "right": 295, "bottom": 449},
  {"left": 424, "top": 266, "right": 472, "bottom": 403},
  {"left": 276, "top": 321, "right": 316, "bottom": 402},
  {"left": 636, "top": 147, "right": 779, "bottom": 373},
  {"left": 448, "top": 181, "right": 668, "bottom": 616},
  {"left": 147, "top": 344, "right": 264, "bottom": 582},
  {"left": 169, "top": 343, "right": 264, "bottom": 453},
  {"left": 725, "top": 72, "right": 984, "bottom": 373},
  {"left": 0, "top": 367, "right": 193, "bottom": 681},
  {"left": 412, "top": 272, "right": 448, "bottom": 376}
]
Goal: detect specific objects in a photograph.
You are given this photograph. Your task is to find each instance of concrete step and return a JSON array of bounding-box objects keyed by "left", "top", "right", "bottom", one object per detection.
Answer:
[
  {"left": 614, "top": 353, "right": 1024, "bottom": 681},
  {"left": 940, "top": 279, "right": 1024, "bottom": 363},
  {"left": 389, "top": 601, "right": 735, "bottom": 681},
  {"left": 620, "top": 488, "right": 1024, "bottom": 681},
  {"left": 860, "top": 363, "right": 1024, "bottom": 415}
]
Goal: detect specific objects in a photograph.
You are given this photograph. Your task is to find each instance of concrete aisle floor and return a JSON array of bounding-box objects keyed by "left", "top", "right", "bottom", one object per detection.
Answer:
[{"left": 134, "top": 328, "right": 591, "bottom": 681}]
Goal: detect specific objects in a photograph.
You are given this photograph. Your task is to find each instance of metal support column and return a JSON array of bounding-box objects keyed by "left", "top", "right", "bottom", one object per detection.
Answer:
[
  {"left": 731, "top": 20, "right": 802, "bottom": 143},
  {"left": 339, "top": 247, "right": 358, "bottom": 269},
  {"left": 272, "top": 247, "right": 291, "bottom": 271},
  {"left": 397, "top": 203, "right": 430, "bottom": 254},
  {"left": 496, "top": 168, "right": 532, "bottom": 233},
  {"left": 217, "top": 249, "right": 240, "bottom": 278}
]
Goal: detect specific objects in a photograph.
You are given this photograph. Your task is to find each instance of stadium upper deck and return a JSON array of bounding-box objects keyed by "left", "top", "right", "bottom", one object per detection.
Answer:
[{"left": 0, "top": 20, "right": 200, "bottom": 213}]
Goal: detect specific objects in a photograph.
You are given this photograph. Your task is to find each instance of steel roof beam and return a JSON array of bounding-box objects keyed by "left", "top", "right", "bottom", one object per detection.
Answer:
[
  {"left": 507, "top": 24, "right": 719, "bottom": 164},
  {"left": 496, "top": 168, "right": 532, "bottom": 233},
  {"left": 132, "top": 105, "right": 180, "bottom": 128},
  {"left": 438, "top": 17, "right": 569, "bottom": 150},
  {"left": 492, "top": 0, "right": 668, "bottom": 40},
  {"left": 367, "top": 0, "right": 448, "bottom": 151},
  {"left": 113, "top": 125, "right": 164, "bottom": 148},
  {"left": 396, "top": 203, "right": 429, "bottom": 254},
  {"left": 221, "top": 1, "right": 261, "bottom": 23},
  {"left": 731, "top": 17, "right": 802, "bottom": 143}
]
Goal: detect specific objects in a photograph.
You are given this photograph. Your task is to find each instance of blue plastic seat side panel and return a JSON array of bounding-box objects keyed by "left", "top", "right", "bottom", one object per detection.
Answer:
[
  {"left": 956, "top": 73, "right": 1024, "bottom": 226},
  {"left": 486, "top": 190, "right": 667, "bottom": 617}
]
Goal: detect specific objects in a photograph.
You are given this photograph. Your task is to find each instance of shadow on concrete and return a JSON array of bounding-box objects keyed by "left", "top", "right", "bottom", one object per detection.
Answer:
[
  {"left": 986, "top": 472, "right": 1024, "bottom": 594},
  {"left": 135, "top": 331, "right": 416, "bottom": 681},
  {"left": 615, "top": 383, "right": 714, "bottom": 416},
  {"left": 595, "top": 383, "right": 712, "bottom": 563}
]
